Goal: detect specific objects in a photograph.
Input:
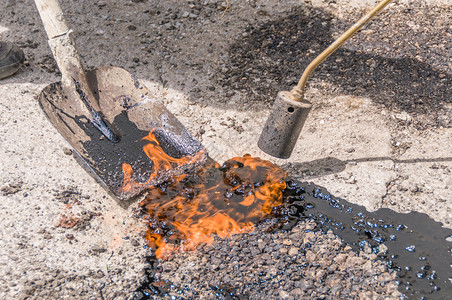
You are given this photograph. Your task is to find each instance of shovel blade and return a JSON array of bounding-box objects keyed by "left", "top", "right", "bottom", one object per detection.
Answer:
[{"left": 38, "top": 66, "right": 205, "bottom": 203}]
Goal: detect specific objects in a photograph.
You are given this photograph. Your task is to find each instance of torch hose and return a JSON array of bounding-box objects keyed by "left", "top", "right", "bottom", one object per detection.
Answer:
[{"left": 290, "top": 0, "right": 394, "bottom": 101}]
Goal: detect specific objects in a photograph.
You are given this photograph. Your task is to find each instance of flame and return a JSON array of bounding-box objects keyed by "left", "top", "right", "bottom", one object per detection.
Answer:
[
  {"left": 120, "top": 129, "right": 205, "bottom": 194},
  {"left": 140, "top": 154, "right": 287, "bottom": 259}
]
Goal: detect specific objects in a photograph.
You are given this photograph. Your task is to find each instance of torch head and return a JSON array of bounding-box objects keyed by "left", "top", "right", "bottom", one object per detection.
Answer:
[{"left": 258, "top": 91, "right": 312, "bottom": 159}]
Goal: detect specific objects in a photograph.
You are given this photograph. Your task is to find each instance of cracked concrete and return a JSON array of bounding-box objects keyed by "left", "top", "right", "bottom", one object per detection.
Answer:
[{"left": 0, "top": 0, "right": 450, "bottom": 298}]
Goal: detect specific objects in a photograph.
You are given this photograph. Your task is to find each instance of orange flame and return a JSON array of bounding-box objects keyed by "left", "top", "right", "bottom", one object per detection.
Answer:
[
  {"left": 139, "top": 154, "right": 287, "bottom": 259},
  {"left": 121, "top": 129, "right": 205, "bottom": 194}
]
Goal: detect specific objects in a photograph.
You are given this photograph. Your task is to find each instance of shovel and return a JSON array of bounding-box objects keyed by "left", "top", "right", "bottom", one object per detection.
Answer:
[{"left": 34, "top": 0, "right": 205, "bottom": 204}]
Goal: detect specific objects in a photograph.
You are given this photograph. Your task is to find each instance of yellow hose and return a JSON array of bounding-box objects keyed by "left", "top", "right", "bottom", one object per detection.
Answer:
[{"left": 290, "top": 0, "right": 394, "bottom": 101}]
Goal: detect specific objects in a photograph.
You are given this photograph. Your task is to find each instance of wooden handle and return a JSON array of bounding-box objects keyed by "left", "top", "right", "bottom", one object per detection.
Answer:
[
  {"left": 34, "top": 0, "right": 120, "bottom": 143},
  {"left": 34, "top": 0, "right": 69, "bottom": 38},
  {"left": 34, "top": 0, "right": 87, "bottom": 88}
]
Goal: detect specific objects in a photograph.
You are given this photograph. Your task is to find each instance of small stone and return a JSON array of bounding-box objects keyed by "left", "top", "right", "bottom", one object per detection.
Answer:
[
  {"left": 377, "top": 244, "right": 388, "bottom": 255},
  {"left": 62, "top": 147, "right": 72, "bottom": 155},
  {"left": 290, "top": 288, "right": 303, "bottom": 296},
  {"left": 288, "top": 247, "right": 299, "bottom": 256},
  {"left": 345, "top": 256, "right": 365, "bottom": 267},
  {"left": 268, "top": 266, "right": 277, "bottom": 276},
  {"left": 297, "top": 280, "right": 313, "bottom": 291},
  {"left": 331, "top": 284, "right": 342, "bottom": 295},
  {"left": 262, "top": 253, "right": 271, "bottom": 260},
  {"left": 128, "top": 25, "right": 137, "bottom": 31},
  {"left": 1, "top": 182, "right": 22, "bottom": 196},
  {"left": 305, "top": 250, "right": 316, "bottom": 262},
  {"left": 363, "top": 260, "right": 372, "bottom": 271},
  {"left": 345, "top": 175, "right": 357, "bottom": 184},
  {"left": 91, "top": 243, "right": 107, "bottom": 253},
  {"left": 395, "top": 112, "right": 411, "bottom": 122},
  {"left": 96, "top": 270, "right": 105, "bottom": 278},
  {"left": 282, "top": 239, "right": 293, "bottom": 246},
  {"left": 279, "top": 290, "right": 290, "bottom": 299},
  {"left": 333, "top": 253, "right": 347, "bottom": 264}
]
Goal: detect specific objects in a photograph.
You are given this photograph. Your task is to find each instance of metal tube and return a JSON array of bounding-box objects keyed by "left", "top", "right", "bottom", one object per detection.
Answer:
[
  {"left": 258, "top": 92, "right": 312, "bottom": 158},
  {"left": 259, "top": 0, "right": 394, "bottom": 158},
  {"left": 290, "top": 0, "right": 393, "bottom": 100}
]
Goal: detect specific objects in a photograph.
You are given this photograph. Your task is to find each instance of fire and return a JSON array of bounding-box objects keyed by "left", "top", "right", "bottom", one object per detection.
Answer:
[
  {"left": 120, "top": 129, "right": 205, "bottom": 194},
  {"left": 139, "top": 154, "right": 287, "bottom": 259},
  {"left": 119, "top": 129, "right": 287, "bottom": 259}
]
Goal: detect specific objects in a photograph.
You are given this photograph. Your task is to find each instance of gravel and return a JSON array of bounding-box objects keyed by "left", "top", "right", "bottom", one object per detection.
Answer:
[
  {"left": 0, "top": 0, "right": 450, "bottom": 298},
  {"left": 136, "top": 220, "right": 401, "bottom": 299}
]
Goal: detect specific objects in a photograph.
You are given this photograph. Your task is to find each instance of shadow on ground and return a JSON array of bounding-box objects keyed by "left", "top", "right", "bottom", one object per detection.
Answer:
[
  {"left": 1, "top": 1, "right": 450, "bottom": 128},
  {"left": 222, "top": 7, "right": 451, "bottom": 127},
  {"left": 283, "top": 156, "right": 452, "bottom": 179}
]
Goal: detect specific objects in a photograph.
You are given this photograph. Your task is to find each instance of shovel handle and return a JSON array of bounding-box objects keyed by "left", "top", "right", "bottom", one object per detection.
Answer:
[
  {"left": 34, "top": 0, "right": 86, "bottom": 87},
  {"left": 34, "top": 0, "right": 120, "bottom": 142},
  {"left": 34, "top": 0, "right": 69, "bottom": 38}
]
